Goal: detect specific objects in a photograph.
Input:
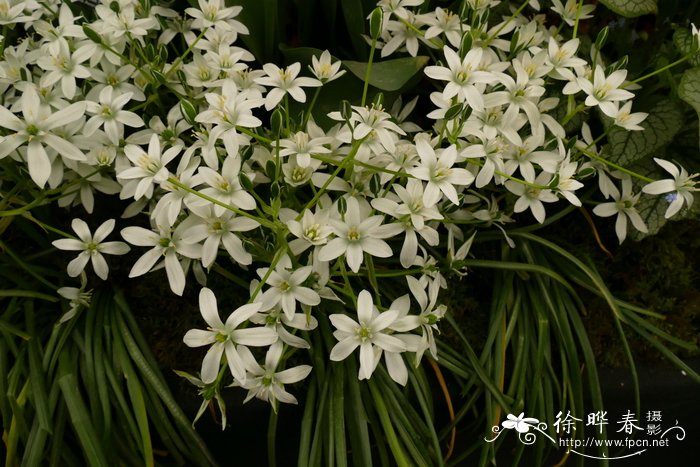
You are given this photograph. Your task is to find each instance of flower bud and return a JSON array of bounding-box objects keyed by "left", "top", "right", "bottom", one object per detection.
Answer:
[{"left": 369, "top": 7, "right": 384, "bottom": 41}]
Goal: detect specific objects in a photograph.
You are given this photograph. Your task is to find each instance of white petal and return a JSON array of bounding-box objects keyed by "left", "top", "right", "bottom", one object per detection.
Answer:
[
  {"left": 201, "top": 342, "right": 225, "bottom": 383},
  {"left": 199, "top": 287, "right": 225, "bottom": 329},
  {"left": 183, "top": 329, "right": 216, "bottom": 347},
  {"left": 330, "top": 337, "right": 359, "bottom": 361},
  {"left": 66, "top": 252, "right": 90, "bottom": 277}
]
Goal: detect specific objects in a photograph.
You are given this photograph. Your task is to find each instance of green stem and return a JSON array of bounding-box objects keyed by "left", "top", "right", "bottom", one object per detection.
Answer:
[
  {"left": 165, "top": 28, "right": 209, "bottom": 79},
  {"left": 22, "top": 213, "right": 77, "bottom": 239},
  {"left": 626, "top": 53, "right": 694, "bottom": 86},
  {"left": 295, "top": 138, "right": 364, "bottom": 221},
  {"left": 561, "top": 103, "right": 586, "bottom": 126},
  {"left": 483, "top": 0, "right": 531, "bottom": 47},
  {"left": 362, "top": 37, "right": 378, "bottom": 107},
  {"left": 166, "top": 177, "right": 276, "bottom": 228},
  {"left": 303, "top": 87, "right": 322, "bottom": 127},
  {"left": 250, "top": 248, "right": 287, "bottom": 301},
  {"left": 284, "top": 94, "right": 291, "bottom": 132},
  {"left": 576, "top": 147, "right": 654, "bottom": 183},
  {"left": 268, "top": 410, "right": 278, "bottom": 467},
  {"left": 237, "top": 126, "right": 273, "bottom": 145},
  {"left": 571, "top": 0, "right": 585, "bottom": 39}
]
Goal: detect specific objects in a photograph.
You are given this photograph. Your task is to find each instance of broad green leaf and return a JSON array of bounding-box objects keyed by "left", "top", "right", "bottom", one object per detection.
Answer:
[
  {"left": 606, "top": 99, "right": 684, "bottom": 167},
  {"left": 679, "top": 67, "right": 700, "bottom": 145},
  {"left": 343, "top": 56, "right": 429, "bottom": 92},
  {"left": 599, "top": 0, "right": 657, "bottom": 17},
  {"left": 341, "top": 0, "right": 368, "bottom": 59},
  {"left": 236, "top": 0, "right": 281, "bottom": 62},
  {"left": 672, "top": 29, "right": 700, "bottom": 67}
]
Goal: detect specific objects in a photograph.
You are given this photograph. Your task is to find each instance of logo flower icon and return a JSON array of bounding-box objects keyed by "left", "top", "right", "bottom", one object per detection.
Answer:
[{"left": 502, "top": 413, "right": 540, "bottom": 433}]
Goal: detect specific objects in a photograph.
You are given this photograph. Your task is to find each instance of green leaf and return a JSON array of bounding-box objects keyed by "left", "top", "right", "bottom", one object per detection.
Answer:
[
  {"left": 341, "top": 0, "right": 368, "bottom": 59},
  {"left": 236, "top": 0, "right": 280, "bottom": 62},
  {"left": 679, "top": 67, "right": 700, "bottom": 145},
  {"left": 58, "top": 355, "right": 109, "bottom": 467},
  {"left": 343, "top": 56, "right": 429, "bottom": 92},
  {"left": 82, "top": 25, "right": 103, "bottom": 45},
  {"left": 599, "top": 0, "right": 657, "bottom": 17},
  {"left": 672, "top": 29, "right": 700, "bottom": 67},
  {"left": 606, "top": 99, "right": 684, "bottom": 167}
]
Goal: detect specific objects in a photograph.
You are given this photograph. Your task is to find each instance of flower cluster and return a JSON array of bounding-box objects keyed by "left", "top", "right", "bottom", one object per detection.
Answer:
[{"left": 1, "top": 0, "right": 697, "bottom": 416}]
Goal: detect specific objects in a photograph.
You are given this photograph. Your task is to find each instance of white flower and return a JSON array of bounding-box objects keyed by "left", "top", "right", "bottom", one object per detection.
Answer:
[
  {"left": 196, "top": 80, "right": 263, "bottom": 156},
  {"left": 329, "top": 290, "right": 407, "bottom": 380},
  {"left": 0, "top": 85, "right": 86, "bottom": 187},
  {"left": 546, "top": 38, "right": 586, "bottom": 81},
  {"left": 183, "top": 288, "right": 277, "bottom": 384},
  {"left": 57, "top": 272, "right": 92, "bottom": 324},
  {"left": 593, "top": 177, "right": 647, "bottom": 243},
  {"left": 611, "top": 101, "right": 647, "bottom": 131},
  {"left": 36, "top": 40, "right": 92, "bottom": 100},
  {"left": 309, "top": 50, "right": 346, "bottom": 84},
  {"left": 96, "top": 3, "right": 159, "bottom": 38},
  {"left": 318, "top": 197, "right": 402, "bottom": 273},
  {"left": 84, "top": 87, "right": 144, "bottom": 144},
  {"left": 409, "top": 139, "right": 475, "bottom": 206},
  {"left": 371, "top": 179, "right": 441, "bottom": 267},
  {"left": 424, "top": 46, "right": 495, "bottom": 111},
  {"left": 380, "top": 13, "right": 424, "bottom": 58},
  {"left": 577, "top": 65, "right": 635, "bottom": 118},
  {"left": 118, "top": 134, "right": 180, "bottom": 201},
  {"left": 378, "top": 0, "right": 424, "bottom": 20},
  {"left": 642, "top": 158, "right": 699, "bottom": 218},
  {"left": 423, "top": 7, "right": 462, "bottom": 47},
  {"left": 237, "top": 341, "right": 312, "bottom": 411},
  {"left": 286, "top": 207, "right": 333, "bottom": 255},
  {"left": 181, "top": 204, "right": 259, "bottom": 267},
  {"left": 393, "top": 276, "right": 446, "bottom": 364},
  {"left": 196, "top": 155, "right": 257, "bottom": 215},
  {"left": 249, "top": 303, "right": 318, "bottom": 349},
  {"left": 328, "top": 104, "right": 406, "bottom": 154},
  {"left": 551, "top": 0, "right": 595, "bottom": 26},
  {"left": 505, "top": 173, "right": 559, "bottom": 223},
  {"left": 279, "top": 130, "right": 332, "bottom": 168},
  {"left": 121, "top": 224, "right": 201, "bottom": 296},
  {"left": 555, "top": 156, "right": 584, "bottom": 207},
  {"left": 186, "top": 0, "right": 248, "bottom": 38},
  {"left": 256, "top": 255, "right": 321, "bottom": 320},
  {"left": 53, "top": 219, "right": 130, "bottom": 280},
  {"left": 256, "top": 62, "right": 320, "bottom": 111}
]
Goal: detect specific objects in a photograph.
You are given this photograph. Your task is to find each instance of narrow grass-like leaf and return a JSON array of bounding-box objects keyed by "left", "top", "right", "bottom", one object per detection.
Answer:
[
  {"left": 57, "top": 353, "right": 108, "bottom": 467},
  {"left": 141, "top": 382, "right": 187, "bottom": 465},
  {"left": 27, "top": 330, "right": 52, "bottom": 433},
  {"left": 114, "top": 295, "right": 217, "bottom": 466},
  {"left": 0, "top": 289, "right": 59, "bottom": 301},
  {"left": 367, "top": 379, "right": 410, "bottom": 467},
  {"left": 114, "top": 330, "right": 154, "bottom": 467},
  {"left": 344, "top": 358, "right": 372, "bottom": 467},
  {"left": 408, "top": 371, "right": 444, "bottom": 467},
  {"left": 333, "top": 367, "right": 347, "bottom": 467},
  {"left": 5, "top": 380, "right": 29, "bottom": 467},
  {"left": 444, "top": 314, "right": 512, "bottom": 411},
  {"left": 297, "top": 376, "right": 317, "bottom": 467},
  {"left": 48, "top": 399, "right": 68, "bottom": 467},
  {"left": 308, "top": 376, "right": 330, "bottom": 467},
  {"left": 268, "top": 410, "right": 278, "bottom": 467},
  {"left": 624, "top": 320, "right": 700, "bottom": 383}
]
